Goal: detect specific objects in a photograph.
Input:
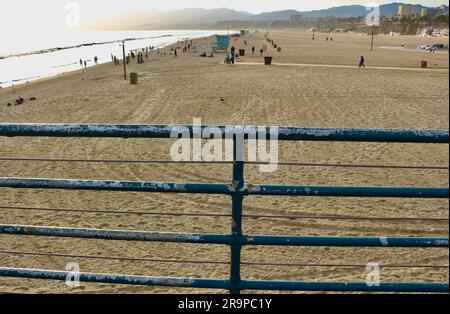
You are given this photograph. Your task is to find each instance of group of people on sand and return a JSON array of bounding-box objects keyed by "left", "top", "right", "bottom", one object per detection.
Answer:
[
  {"left": 251, "top": 45, "right": 267, "bottom": 56},
  {"left": 109, "top": 46, "right": 157, "bottom": 66},
  {"left": 178, "top": 39, "right": 194, "bottom": 54},
  {"left": 77, "top": 40, "right": 199, "bottom": 69},
  {"left": 221, "top": 36, "right": 367, "bottom": 69},
  {"left": 111, "top": 54, "right": 120, "bottom": 65},
  {"left": 79, "top": 56, "right": 99, "bottom": 68},
  {"left": 78, "top": 37, "right": 367, "bottom": 69},
  {"left": 173, "top": 40, "right": 196, "bottom": 59},
  {"left": 182, "top": 44, "right": 192, "bottom": 52},
  {"left": 200, "top": 52, "right": 214, "bottom": 58}
]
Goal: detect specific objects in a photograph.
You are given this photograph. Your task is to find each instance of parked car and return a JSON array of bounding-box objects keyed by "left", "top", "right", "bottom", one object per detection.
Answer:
[{"left": 418, "top": 44, "right": 444, "bottom": 50}]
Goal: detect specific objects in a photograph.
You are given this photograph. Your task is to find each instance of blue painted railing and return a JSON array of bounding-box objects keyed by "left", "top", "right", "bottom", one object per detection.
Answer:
[{"left": 0, "top": 123, "right": 448, "bottom": 294}]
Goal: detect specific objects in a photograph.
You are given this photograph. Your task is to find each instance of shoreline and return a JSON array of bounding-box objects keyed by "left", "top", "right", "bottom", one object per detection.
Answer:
[
  {"left": 0, "top": 34, "right": 177, "bottom": 60},
  {"left": 0, "top": 34, "right": 219, "bottom": 95}
]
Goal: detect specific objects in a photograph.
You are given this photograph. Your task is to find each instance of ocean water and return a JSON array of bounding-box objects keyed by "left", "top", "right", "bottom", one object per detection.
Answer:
[{"left": 0, "top": 30, "right": 228, "bottom": 88}]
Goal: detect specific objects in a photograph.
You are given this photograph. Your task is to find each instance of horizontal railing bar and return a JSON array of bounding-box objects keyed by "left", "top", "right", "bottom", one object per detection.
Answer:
[
  {"left": 2, "top": 205, "right": 448, "bottom": 221},
  {"left": 246, "top": 235, "right": 449, "bottom": 247},
  {"left": 243, "top": 262, "right": 449, "bottom": 269},
  {"left": 1, "top": 178, "right": 448, "bottom": 198},
  {"left": 1, "top": 224, "right": 448, "bottom": 247},
  {"left": 0, "top": 224, "right": 231, "bottom": 244},
  {"left": 248, "top": 185, "right": 449, "bottom": 198},
  {"left": 244, "top": 213, "right": 449, "bottom": 222},
  {"left": 0, "top": 157, "right": 232, "bottom": 165},
  {"left": 238, "top": 280, "right": 449, "bottom": 293},
  {"left": 0, "top": 124, "right": 448, "bottom": 143},
  {"left": 0, "top": 268, "right": 447, "bottom": 292},
  {"left": 1, "top": 249, "right": 448, "bottom": 269},
  {"left": 247, "top": 161, "right": 449, "bottom": 170},
  {"left": 0, "top": 178, "right": 231, "bottom": 195},
  {"left": 0, "top": 267, "right": 230, "bottom": 290},
  {"left": 1, "top": 157, "right": 447, "bottom": 171}
]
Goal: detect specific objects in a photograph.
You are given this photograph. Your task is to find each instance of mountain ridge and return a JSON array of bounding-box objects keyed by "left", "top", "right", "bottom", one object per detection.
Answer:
[{"left": 84, "top": 3, "right": 448, "bottom": 30}]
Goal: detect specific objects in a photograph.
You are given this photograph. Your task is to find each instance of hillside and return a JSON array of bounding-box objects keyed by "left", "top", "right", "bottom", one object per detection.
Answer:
[{"left": 85, "top": 4, "right": 448, "bottom": 30}]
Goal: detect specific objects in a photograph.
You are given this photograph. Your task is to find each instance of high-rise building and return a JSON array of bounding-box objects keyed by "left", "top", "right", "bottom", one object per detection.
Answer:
[
  {"left": 398, "top": 4, "right": 420, "bottom": 17},
  {"left": 420, "top": 7, "right": 428, "bottom": 17}
]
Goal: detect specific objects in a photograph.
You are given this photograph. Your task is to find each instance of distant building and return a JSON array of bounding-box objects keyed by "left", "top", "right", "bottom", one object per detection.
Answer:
[
  {"left": 420, "top": 8, "right": 428, "bottom": 17},
  {"left": 417, "top": 27, "right": 449, "bottom": 37},
  {"left": 398, "top": 4, "right": 419, "bottom": 17}
]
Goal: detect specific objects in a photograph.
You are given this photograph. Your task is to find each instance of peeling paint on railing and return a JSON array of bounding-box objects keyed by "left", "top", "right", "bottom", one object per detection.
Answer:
[
  {"left": 0, "top": 124, "right": 448, "bottom": 143},
  {"left": 0, "top": 123, "right": 448, "bottom": 294},
  {"left": 0, "top": 225, "right": 447, "bottom": 248},
  {"left": 0, "top": 178, "right": 231, "bottom": 195}
]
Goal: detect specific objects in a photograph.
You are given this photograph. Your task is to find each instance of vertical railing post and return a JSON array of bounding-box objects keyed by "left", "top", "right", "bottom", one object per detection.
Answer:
[{"left": 230, "top": 135, "right": 244, "bottom": 294}]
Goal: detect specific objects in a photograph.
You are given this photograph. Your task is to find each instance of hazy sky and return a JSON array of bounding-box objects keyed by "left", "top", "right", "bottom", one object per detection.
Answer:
[{"left": 0, "top": 0, "right": 447, "bottom": 32}]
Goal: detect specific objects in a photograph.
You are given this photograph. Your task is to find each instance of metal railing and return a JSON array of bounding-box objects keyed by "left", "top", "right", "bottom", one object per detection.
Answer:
[{"left": 0, "top": 123, "right": 448, "bottom": 294}]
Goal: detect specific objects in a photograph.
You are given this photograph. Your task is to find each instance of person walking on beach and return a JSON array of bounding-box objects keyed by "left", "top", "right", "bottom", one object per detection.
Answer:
[
  {"left": 79, "top": 59, "right": 83, "bottom": 67},
  {"left": 252, "top": 46, "right": 255, "bottom": 55},
  {"left": 174, "top": 49, "right": 178, "bottom": 58},
  {"left": 359, "top": 56, "right": 365, "bottom": 68},
  {"left": 94, "top": 56, "right": 98, "bottom": 64},
  {"left": 84, "top": 60, "right": 87, "bottom": 68}
]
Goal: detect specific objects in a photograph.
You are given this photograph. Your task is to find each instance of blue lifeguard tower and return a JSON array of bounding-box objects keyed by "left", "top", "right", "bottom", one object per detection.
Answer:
[{"left": 215, "top": 35, "right": 230, "bottom": 51}]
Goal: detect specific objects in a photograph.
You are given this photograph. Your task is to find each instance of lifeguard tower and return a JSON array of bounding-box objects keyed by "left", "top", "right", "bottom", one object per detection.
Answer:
[{"left": 215, "top": 35, "right": 230, "bottom": 52}]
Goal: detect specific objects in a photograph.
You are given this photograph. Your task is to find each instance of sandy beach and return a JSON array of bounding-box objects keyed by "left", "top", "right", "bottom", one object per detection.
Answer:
[{"left": 0, "top": 30, "right": 448, "bottom": 293}]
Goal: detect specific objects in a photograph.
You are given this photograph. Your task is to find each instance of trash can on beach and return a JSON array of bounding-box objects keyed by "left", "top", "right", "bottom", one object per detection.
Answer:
[
  {"left": 239, "top": 49, "right": 245, "bottom": 56},
  {"left": 421, "top": 60, "right": 428, "bottom": 68},
  {"left": 264, "top": 56, "right": 273, "bottom": 65},
  {"left": 130, "top": 72, "right": 138, "bottom": 84}
]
